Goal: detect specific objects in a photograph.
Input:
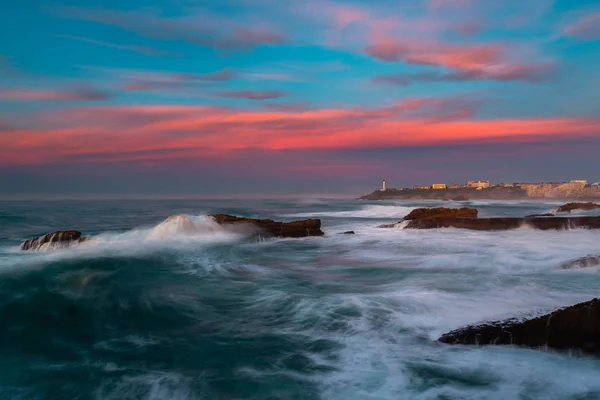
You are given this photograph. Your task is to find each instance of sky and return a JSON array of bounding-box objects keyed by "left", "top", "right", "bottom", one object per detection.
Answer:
[{"left": 0, "top": 0, "right": 599, "bottom": 197}]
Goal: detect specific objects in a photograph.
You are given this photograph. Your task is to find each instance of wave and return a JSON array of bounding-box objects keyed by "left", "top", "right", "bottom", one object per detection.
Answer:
[
  {"left": 0, "top": 215, "right": 248, "bottom": 271},
  {"left": 282, "top": 205, "right": 414, "bottom": 219}
]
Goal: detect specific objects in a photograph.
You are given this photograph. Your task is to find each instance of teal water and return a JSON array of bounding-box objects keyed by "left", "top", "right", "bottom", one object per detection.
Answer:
[{"left": 1, "top": 199, "right": 600, "bottom": 399}]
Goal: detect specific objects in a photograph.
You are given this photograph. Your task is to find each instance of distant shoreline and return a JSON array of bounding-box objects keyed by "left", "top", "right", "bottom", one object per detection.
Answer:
[{"left": 359, "top": 187, "right": 600, "bottom": 201}]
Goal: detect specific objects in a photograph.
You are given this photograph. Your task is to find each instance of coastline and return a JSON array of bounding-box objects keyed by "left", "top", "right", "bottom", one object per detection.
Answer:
[{"left": 359, "top": 187, "right": 600, "bottom": 201}]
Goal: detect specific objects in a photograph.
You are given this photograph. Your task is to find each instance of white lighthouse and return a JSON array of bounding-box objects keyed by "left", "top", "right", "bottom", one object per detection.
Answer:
[{"left": 382, "top": 180, "right": 387, "bottom": 191}]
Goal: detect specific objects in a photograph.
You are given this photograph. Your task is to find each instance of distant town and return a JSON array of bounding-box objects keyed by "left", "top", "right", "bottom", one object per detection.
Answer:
[{"left": 361, "top": 180, "right": 600, "bottom": 200}]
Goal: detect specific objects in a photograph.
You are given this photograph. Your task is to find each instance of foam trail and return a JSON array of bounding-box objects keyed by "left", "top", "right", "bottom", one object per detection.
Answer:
[{"left": 283, "top": 205, "right": 414, "bottom": 219}]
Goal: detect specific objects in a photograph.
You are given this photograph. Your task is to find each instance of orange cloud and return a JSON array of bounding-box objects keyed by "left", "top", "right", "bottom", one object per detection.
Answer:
[{"left": 1, "top": 101, "right": 598, "bottom": 166}]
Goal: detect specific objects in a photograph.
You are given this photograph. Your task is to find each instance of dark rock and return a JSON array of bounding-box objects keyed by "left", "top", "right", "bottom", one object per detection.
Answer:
[
  {"left": 525, "top": 213, "right": 555, "bottom": 218},
  {"left": 403, "top": 207, "right": 478, "bottom": 220},
  {"left": 21, "top": 231, "right": 87, "bottom": 251},
  {"left": 556, "top": 202, "right": 600, "bottom": 213},
  {"left": 561, "top": 255, "right": 600, "bottom": 269},
  {"left": 211, "top": 214, "right": 324, "bottom": 238},
  {"left": 438, "top": 298, "right": 600, "bottom": 356},
  {"left": 377, "top": 224, "right": 397, "bottom": 228},
  {"left": 405, "top": 216, "right": 600, "bottom": 230},
  {"left": 341, "top": 231, "right": 355, "bottom": 235}
]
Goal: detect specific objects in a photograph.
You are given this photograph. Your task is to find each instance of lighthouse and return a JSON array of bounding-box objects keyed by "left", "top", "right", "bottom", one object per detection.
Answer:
[{"left": 382, "top": 180, "right": 386, "bottom": 191}]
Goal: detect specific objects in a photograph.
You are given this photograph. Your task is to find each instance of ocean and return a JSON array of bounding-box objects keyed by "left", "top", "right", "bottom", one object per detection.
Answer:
[{"left": 1, "top": 198, "right": 600, "bottom": 400}]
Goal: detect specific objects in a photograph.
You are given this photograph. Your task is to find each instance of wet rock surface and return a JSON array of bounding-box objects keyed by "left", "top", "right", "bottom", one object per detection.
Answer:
[
  {"left": 556, "top": 202, "right": 600, "bottom": 213},
  {"left": 403, "top": 207, "right": 478, "bottom": 220},
  {"left": 438, "top": 298, "right": 600, "bottom": 356},
  {"left": 561, "top": 255, "right": 600, "bottom": 269},
  {"left": 211, "top": 214, "right": 324, "bottom": 238},
  {"left": 21, "top": 231, "right": 88, "bottom": 251}
]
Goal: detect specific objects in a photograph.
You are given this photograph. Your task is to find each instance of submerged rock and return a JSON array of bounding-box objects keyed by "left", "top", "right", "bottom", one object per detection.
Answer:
[
  {"left": 403, "top": 207, "right": 478, "bottom": 220},
  {"left": 556, "top": 202, "right": 600, "bottom": 213},
  {"left": 438, "top": 298, "right": 600, "bottom": 356},
  {"left": 525, "top": 213, "right": 555, "bottom": 218},
  {"left": 561, "top": 255, "right": 600, "bottom": 269},
  {"left": 341, "top": 231, "right": 355, "bottom": 235},
  {"left": 21, "top": 231, "right": 88, "bottom": 251},
  {"left": 211, "top": 214, "right": 324, "bottom": 238}
]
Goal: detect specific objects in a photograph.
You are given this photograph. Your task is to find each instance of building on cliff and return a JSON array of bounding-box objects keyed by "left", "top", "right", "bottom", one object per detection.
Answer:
[
  {"left": 467, "top": 180, "right": 490, "bottom": 189},
  {"left": 432, "top": 183, "right": 447, "bottom": 190}
]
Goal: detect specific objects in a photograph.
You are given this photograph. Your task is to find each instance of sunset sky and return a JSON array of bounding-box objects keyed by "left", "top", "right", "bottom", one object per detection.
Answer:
[{"left": 1, "top": 0, "right": 599, "bottom": 197}]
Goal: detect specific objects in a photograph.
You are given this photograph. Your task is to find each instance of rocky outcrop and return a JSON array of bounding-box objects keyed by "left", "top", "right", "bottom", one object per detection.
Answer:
[
  {"left": 561, "top": 255, "right": 600, "bottom": 269},
  {"left": 405, "top": 216, "right": 600, "bottom": 230},
  {"left": 438, "top": 298, "right": 600, "bottom": 356},
  {"left": 211, "top": 214, "right": 324, "bottom": 238},
  {"left": 404, "top": 207, "right": 478, "bottom": 220},
  {"left": 556, "top": 202, "right": 600, "bottom": 213},
  {"left": 21, "top": 231, "right": 88, "bottom": 251}
]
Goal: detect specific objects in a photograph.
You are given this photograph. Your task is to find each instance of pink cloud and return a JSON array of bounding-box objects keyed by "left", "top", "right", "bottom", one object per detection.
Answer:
[
  {"left": 0, "top": 88, "right": 111, "bottom": 101},
  {"left": 2, "top": 100, "right": 599, "bottom": 166},
  {"left": 564, "top": 12, "right": 600, "bottom": 40}
]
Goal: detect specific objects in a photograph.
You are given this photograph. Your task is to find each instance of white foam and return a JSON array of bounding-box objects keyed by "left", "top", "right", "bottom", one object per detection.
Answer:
[{"left": 282, "top": 205, "right": 414, "bottom": 219}]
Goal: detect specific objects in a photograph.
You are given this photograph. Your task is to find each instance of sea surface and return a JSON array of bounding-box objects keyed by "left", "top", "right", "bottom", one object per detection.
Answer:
[{"left": 1, "top": 198, "right": 600, "bottom": 400}]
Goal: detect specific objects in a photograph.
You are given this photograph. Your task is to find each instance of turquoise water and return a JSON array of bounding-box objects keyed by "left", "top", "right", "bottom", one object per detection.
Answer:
[{"left": 1, "top": 199, "right": 600, "bottom": 399}]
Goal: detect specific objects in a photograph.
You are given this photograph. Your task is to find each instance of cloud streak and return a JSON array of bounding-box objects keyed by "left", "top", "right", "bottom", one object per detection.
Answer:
[
  {"left": 0, "top": 87, "right": 111, "bottom": 101},
  {"left": 372, "top": 62, "right": 555, "bottom": 85},
  {"left": 54, "top": 34, "right": 179, "bottom": 57},
  {"left": 212, "top": 90, "right": 288, "bottom": 100},
  {"left": 564, "top": 12, "right": 600, "bottom": 40},
  {"left": 55, "top": 6, "right": 287, "bottom": 50}
]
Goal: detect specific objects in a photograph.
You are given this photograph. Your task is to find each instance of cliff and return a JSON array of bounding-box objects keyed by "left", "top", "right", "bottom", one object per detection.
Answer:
[{"left": 359, "top": 187, "right": 529, "bottom": 200}]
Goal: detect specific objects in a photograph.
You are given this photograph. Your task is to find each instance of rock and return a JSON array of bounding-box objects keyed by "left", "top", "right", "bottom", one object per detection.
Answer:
[
  {"left": 21, "top": 231, "right": 88, "bottom": 251},
  {"left": 525, "top": 213, "right": 555, "bottom": 218},
  {"left": 561, "top": 255, "right": 600, "bottom": 269},
  {"left": 377, "top": 223, "right": 397, "bottom": 228},
  {"left": 211, "top": 214, "right": 324, "bottom": 238},
  {"left": 556, "top": 202, "right": 600, "bottom": 213},
  {"left": 341, "top": 231, "right": 355, "bottom": 235},
  {"left": 405, "top": 216, "right": 600, "bottom": 230},
  {"left": 403, "top": 207, "right": 478, "bottom": 220},
  {"left": 438, "top": 298, "right": 600, "bottom": 356}
]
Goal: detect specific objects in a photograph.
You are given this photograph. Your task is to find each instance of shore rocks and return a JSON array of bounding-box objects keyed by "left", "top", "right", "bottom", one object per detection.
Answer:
[
  {"left": 21, "top": 231, "right": 88, "bottom": 251},
  {"left": 556, "top": 202, "right": 600, "bottom": 213},
  {"left": 211, "top": 214, "right": 324, "bottom": 238},
  {"left": 405, "top": 216, "right": 600, "bottom": 230},
  {"left": 561, "top": 255, "right": 600, "bottom": 269},
  {"left": 403, "top": 207, "right": 478, "bottom": 220},
  {"left": 438, "top": 298, "right": 600, "bottom": 356}
]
